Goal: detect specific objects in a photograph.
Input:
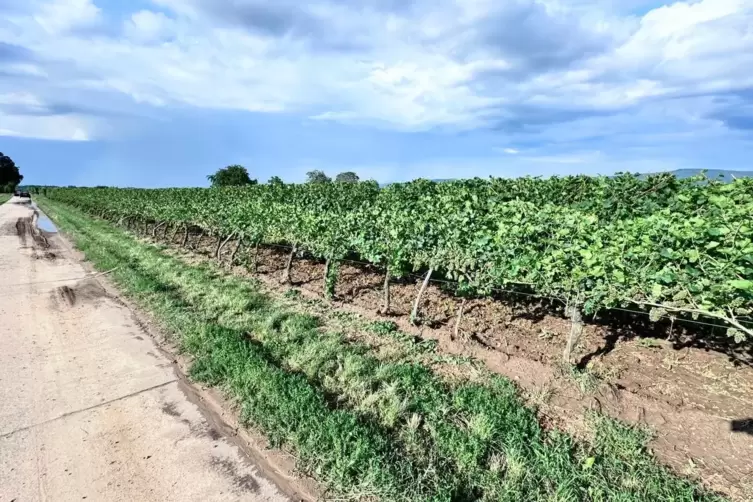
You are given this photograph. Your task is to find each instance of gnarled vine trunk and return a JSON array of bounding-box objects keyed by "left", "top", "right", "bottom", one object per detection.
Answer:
[
  {"left": 324, "top": 258, "right": 332, "bottom": 298},
  {"left": 217, "top": 233, "right": 235, "bottom": 263},
  {"left": 151, "top": 221, "right": 166, "bottom": 238},
  {"left": 231, "top": 239, "right": 243, "bottom": 266},
  {"left": 213, "top": 235, "right": 223, "bottom": 260},
  {"left": 324, "top": 258, "right": 339, "bottom": 299},
  {"left": 253, "top": 242, "right": 260, "bottom": 273},
  {"left": 170, "top": 224, "right": 179, "bottom": 243},
  {"left": 193, "top": 229, "right": 205, "bottom": 250}
]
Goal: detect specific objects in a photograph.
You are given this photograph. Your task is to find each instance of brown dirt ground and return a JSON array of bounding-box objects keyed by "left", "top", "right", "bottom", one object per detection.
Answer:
[{"left": 154, "top": 225, "right": 753, "bottom": 501}]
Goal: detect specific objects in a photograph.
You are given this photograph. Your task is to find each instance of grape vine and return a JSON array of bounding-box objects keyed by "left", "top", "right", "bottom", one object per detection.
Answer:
[{"left": 47, "top": 173, "right": 753, "bottom": 350}]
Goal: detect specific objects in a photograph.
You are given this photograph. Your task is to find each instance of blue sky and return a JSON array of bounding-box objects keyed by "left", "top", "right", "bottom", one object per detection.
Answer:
[{"left": 0, "top": 0, "right": 751, "bottom": 187}]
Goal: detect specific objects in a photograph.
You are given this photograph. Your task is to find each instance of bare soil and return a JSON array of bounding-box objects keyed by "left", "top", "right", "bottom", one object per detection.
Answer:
[{"left": 157, "top": 225, "right": 753, "bottom": 501}]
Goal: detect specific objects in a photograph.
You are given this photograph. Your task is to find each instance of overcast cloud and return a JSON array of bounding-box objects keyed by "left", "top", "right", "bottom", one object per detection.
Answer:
[{"left": 0, "top": 0, "right": 751, "bottom": 185}]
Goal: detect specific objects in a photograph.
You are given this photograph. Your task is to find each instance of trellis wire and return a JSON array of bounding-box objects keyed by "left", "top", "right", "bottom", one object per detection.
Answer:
[{"left": 235, "top": 240, "right": 753, "bottom": 333}]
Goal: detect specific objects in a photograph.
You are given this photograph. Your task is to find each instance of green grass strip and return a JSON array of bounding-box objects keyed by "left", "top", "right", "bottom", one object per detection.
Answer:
[
  {"left": 0, "top": 194, "right": 11, "bottom": 205},
  {"left": 38, "top": 197, "right": 725, "bottom": 502}
]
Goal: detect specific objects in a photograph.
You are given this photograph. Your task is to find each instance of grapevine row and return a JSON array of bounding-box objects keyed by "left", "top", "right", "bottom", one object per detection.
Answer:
[{"left": 46, "top": 173, "right": 753, "bottom": 355}]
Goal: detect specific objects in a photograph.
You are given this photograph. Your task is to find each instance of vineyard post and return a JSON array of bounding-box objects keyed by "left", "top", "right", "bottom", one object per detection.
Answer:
[
  {"left": 666, "top": 316, "right": 676, "bottom": 342},
  {"left": 411, "top": 268, "right": 434, "bottom": 325},
  {"left": 453, "top": 298, "right": 468, "bottom": 341},
  {"left": 563, "top": 303, "right": 584, "bottom": 364},
  {"left": 381, "top": 267, "right": 391, "bottom": 314},
  {"left": 181, "top": 225, "right": 189, "bottom": 247},
  {"left": 282, "top": 245, "right": 297, "bottom": 284}
]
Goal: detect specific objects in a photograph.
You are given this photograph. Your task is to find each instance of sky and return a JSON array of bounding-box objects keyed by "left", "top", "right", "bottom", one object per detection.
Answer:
[{"left": 0, "top": 0, "right": 751, "bottom": 187}]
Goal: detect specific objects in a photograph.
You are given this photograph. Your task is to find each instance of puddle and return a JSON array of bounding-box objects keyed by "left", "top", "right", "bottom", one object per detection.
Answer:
[
  {"left": 37, "top": 214, "right": 58, "bottom": 233},
  {"left": 31, "top": 202, "right": 58, "bottom": 233}
]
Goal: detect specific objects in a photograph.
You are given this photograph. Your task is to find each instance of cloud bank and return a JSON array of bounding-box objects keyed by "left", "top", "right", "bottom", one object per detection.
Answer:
[{"left": 0, "top": 0, "right": 751, "bottom": 181}]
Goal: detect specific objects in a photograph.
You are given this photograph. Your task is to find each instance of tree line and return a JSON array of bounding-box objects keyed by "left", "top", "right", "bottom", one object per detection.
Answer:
[
  {"left": 207, "top": 165, "right": 360, "bottom": 187},
  {"left": 0, "top": 152, "right": 23, "bottom": 193},
  {"left": 1, "top": 152, "right": 360, "bottom": 191}
]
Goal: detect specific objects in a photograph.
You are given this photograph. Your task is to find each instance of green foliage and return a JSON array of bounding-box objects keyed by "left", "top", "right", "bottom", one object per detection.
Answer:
[
  {"left": 46, "top": 172, "right": 753, "bottom": 341},
  {"left": 0, "top": 152, "right": 23, "bottom": 192},
  {"left": 335, "top": 171, "right": 360, "bottom": 183},
  {"left": 368, "top": 320, "right": 399, "bottom": 335},
  {"left": 267, "top": 175, "right": 284, "bottom": 185},
  {"left": 207, "top": 165, "right": 256, "bottom": 187},
  {"left": 306, "top": 169, "right": 331, "bottom": 184}
]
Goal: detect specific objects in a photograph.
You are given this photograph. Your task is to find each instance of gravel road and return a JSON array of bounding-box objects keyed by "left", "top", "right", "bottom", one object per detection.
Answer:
[{"left": 0, "top": 198, "right": 291, "bottom": 502}]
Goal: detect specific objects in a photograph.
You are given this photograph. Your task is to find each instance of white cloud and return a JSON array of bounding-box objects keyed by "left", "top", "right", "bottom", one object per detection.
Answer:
[
  {"left": 0, "top": 90, "right": 94, "bottom": 141},
  {"left": 592, "top": 0, "right": 753, "bottom": 93},
  {"left": 522, "top": 151, "right": 603, "bottom": 164},
  {"left": 33, "top": 0, "right": 101, "bottom": 34},
  {"left": 123, "top": 10, "right": 174, "bottom": 43},
  {"left": 0, "top": 114, "right": 91, "bottom": 141},
  {"left": 340, "top": 149, "right": 681, "bottom": 183},
  {"left": 0, "top": 0, "right": 751, "bottom": 141},
  {"left": 502, "top": 148, "right": 519, "bottom": 154},
  {"left": 0, "top": 92, "right": 44, "bottom": 108}
]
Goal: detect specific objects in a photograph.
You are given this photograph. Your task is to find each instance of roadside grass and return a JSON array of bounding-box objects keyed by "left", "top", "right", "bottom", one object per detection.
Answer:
[
  {"left": 0, "top": 194, "right": 11, "bottom": 205},
  {"left": 38, "top": 197, "right": 726, "bottom": 502}
]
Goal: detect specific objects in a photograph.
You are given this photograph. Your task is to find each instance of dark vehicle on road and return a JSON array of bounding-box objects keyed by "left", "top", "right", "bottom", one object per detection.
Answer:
[{"left": 18, "top": 191, "right": 30, "bottom": 198}]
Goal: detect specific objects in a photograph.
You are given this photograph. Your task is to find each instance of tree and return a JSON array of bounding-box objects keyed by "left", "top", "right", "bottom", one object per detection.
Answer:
[
  {"left": 335, "top": 171, "right": 360, "bottom": 183},
  {"left": 207, "top": 165, "right": 256, "bottom": 187},
  {"left": 268, "top": 176, "right": 284, "bottom": 185},
  {"left": 306, "top": 170, "right": 331, "bottom": 184},
  {"left": 0, "top": 152, "right": 23, "bottom": 193}
]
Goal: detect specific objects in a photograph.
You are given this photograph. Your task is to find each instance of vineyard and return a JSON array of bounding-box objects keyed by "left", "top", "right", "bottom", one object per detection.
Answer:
[
  {"left": 35, "top": 173, "right": 753, "bottom": 501},
  {"left": 47, "top": 173, "right": 753, "bottom": 356}
]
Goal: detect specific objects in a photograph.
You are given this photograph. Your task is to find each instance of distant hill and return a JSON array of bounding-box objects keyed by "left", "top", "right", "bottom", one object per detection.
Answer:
[
  {"left": 658, "top": 169, "right": 753, "bottom": 182},
  {"left": 429, "top": 169, "right": 753, "bottom": 184}
]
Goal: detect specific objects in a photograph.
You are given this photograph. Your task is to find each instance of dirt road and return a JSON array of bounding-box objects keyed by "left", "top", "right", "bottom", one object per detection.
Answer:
[{"left": 0, "top": 198, "right": 291, "bottom": 501}]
